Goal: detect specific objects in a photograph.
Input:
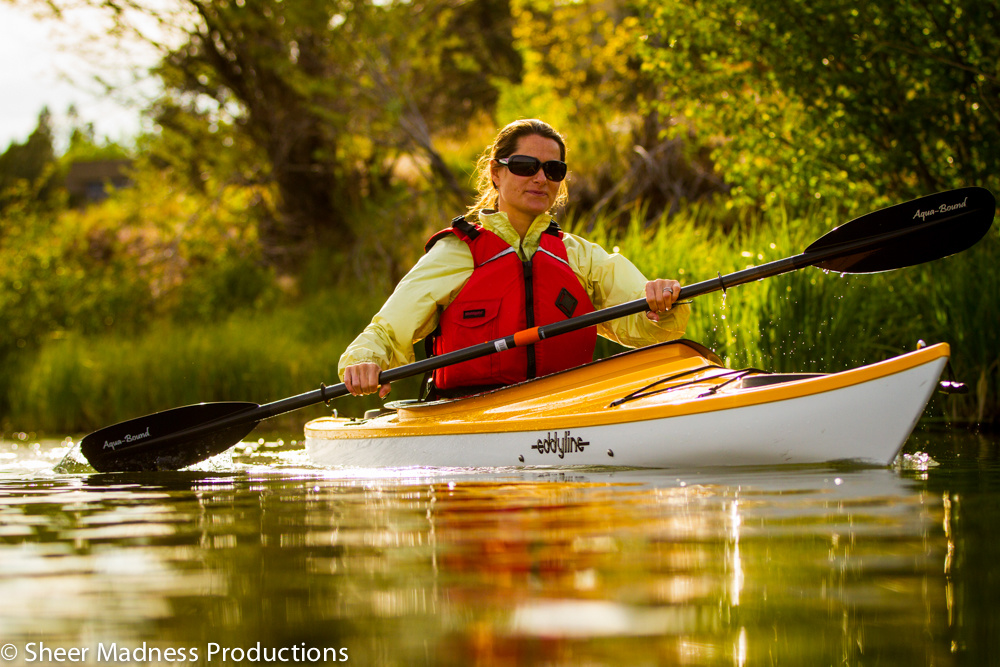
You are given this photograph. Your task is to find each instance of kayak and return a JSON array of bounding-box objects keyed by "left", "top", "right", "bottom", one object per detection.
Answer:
[
  {"left": 71, "top": 188, "right": 993, "bottom": 474},
  {"left": 304, "top": 340, "right": 949, "bottom": 468}
]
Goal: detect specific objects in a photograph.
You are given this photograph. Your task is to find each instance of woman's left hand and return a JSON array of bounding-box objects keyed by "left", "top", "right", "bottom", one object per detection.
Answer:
[{"left": 644, "top": 279, "right": 682, "bottom": 322}]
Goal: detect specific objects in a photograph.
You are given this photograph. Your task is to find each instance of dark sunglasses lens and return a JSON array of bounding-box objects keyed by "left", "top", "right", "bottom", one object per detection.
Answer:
[
  {"left": 505, "top": 156, "right": 542, "bottom": 177},
  {"left": 504, "top": 156, "right": 567, "bottom": 181},
  {"left": 542, "top": 161, "right": 567, "bottom": 182}
]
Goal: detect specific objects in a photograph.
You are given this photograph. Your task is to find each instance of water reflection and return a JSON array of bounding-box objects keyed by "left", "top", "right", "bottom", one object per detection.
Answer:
[{"left": 0, "top": 435, "right": 996, "bottom": 665}]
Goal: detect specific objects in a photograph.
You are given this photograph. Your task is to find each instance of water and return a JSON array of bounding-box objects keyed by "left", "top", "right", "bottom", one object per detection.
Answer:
[{"left": 1, "top": 430, "right": 998, "bottom": 666}]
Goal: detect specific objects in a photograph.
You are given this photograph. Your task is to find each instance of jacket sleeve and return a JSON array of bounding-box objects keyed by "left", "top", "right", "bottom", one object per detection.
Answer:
[
  {"left": 563, "top": 233, "right": 690, "bottom": 348},
  {"left": 337, "top": 237, "right": 473, "bottom": 379}
]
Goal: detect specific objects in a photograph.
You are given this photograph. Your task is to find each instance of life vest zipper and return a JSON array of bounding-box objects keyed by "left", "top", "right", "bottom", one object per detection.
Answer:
[{"left": 522, "top": 258, "right": 536, "bottom": 379}]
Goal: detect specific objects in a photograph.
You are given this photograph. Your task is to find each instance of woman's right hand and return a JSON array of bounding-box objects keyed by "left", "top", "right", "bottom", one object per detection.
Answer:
[
  {"left": 643, "top": 278, "right": 682, "bottom": 322},
  {"left": 343, "top": 362, "right": 391, "bottom": 398}
]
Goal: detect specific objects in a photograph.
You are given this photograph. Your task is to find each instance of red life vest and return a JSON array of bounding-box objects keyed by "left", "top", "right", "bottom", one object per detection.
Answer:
[{"left": 424, "top": 216, "right": 597, "bottom": 392}]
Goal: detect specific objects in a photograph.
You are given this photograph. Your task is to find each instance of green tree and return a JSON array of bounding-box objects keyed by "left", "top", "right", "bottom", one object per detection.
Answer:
[
  {"left": 635, "top": 0, "right": 1000, "bottom": 209},
  {"left": 31, "top": 0, "right": 522, "bottom": 267},
  {"left": 61, "top": 106, "right": 131, "bottom": 163},
  {"left": 0, "top": 108, "right": 58, "bottom": 213},
  {"left": 506, "top": 0, "right": 726, "bottom": 223}
]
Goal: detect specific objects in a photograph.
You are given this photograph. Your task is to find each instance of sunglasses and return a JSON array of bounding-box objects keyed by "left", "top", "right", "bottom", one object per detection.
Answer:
[{"left": 495, "top": 155, "right": 568, "bottom": 182}]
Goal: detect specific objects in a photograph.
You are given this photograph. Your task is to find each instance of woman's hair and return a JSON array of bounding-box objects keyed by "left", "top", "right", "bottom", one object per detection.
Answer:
[{"left": 467, "top": 119, "right": 569, "bottom": 216}]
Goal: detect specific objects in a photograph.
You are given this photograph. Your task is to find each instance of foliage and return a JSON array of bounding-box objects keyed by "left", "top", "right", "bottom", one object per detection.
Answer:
[
  {"left": 0, "top": 109, "right": 60, "bottom": 214},
  {"left": 0, "top": 159, "right": 279, "bottom": 422},
  {"left": 7, "top": 288, "right": 418, "bottom": 432},
  {"left": 0, "top": 108, "right": 55, "bottom": 186},
  {"left": 60, "top": 106, "right": 133, "bottom": 163},
  {"left": 136, "top": 100, "right": 263, "bottom": 195},
  {"left": 1, "top": 106, "right": 136, "bottom": 216},
  {"left": 505, "top": 0, "right": 726, "bottom": 223},
  {"left": 31, "top": 0, "right": 522, "bottom": 266},
  {"left": 509, "top": 0, "right": 649, "bottom": 118},
  {"left": 634, "top": 0, "right": 1000, "bottom": 209}
]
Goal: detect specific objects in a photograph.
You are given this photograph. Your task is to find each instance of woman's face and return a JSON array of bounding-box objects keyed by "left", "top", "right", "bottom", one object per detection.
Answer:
[{"left": 491, "top": 134, "right": 563, "bottom": 225}]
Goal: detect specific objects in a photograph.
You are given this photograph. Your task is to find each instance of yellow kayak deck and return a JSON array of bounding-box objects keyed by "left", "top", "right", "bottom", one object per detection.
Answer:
[{"left": 306, "top": 340, "right": 950, "bottom": 440}]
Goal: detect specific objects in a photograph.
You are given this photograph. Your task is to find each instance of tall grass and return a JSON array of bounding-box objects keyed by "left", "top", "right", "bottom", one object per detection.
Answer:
[
  {"left": 7, "top": 288, "right": 421, "bottom": 434},
  {"left": 7, "top": 201, "right": 998, "bottom": 433}
]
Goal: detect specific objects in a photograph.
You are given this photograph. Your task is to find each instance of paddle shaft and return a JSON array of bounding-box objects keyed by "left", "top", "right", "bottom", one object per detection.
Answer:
[
  {"left": 252, "top": 256, "right": 792, "bottom": 414},
  {"left": 179, "top": 262, "right": 773, "bottom": 439},
  {"left": 220, "top": 196, "right": 965, "bottom": 433}
]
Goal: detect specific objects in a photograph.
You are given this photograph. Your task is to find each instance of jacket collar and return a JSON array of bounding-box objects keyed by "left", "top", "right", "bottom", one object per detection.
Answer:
[{"left": 477, "top": 210, "right": 553, "bottom": 259}]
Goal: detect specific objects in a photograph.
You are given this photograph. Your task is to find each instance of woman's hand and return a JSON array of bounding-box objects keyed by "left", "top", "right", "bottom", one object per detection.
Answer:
[
  {"left": 343, "top": 362, "right": 391, "bottom": 398},
  {"left": 644, "top": 279, "right": 682, "bottom": 322}
]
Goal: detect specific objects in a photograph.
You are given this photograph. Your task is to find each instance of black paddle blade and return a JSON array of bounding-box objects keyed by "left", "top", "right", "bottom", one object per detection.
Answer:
[
  {"left": 806, "top": 187, "right": 995, "bottom": 273},
  {"left": 80, "top": 402, "right": 260, "bottom": 473}
]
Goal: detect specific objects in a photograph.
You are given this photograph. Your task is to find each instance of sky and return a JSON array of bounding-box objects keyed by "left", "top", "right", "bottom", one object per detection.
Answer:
[{"left": 0, "top": 2, "right": 162, "bottom": 151}]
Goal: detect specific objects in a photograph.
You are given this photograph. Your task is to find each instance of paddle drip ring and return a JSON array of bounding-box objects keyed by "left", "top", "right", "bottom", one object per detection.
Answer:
[
  {"left": 717, "top": 271, "right": 727, "bottom": 296},
  {"left": 320, "top": 382, "right": 334, "bottom": 408}
]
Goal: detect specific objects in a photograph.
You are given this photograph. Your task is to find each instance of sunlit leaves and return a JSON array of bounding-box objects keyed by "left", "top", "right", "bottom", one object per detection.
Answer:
[{"left": 634, "top": 0, "right": 1000, "bottom": 210}]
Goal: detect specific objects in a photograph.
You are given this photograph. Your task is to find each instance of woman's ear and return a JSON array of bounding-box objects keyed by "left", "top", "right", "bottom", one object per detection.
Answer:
[{"left": 490, "top": 161, "right": 501, "bottom": 189}]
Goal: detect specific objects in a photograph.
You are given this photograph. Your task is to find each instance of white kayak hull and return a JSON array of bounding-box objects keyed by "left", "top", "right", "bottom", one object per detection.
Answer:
[{"left": 306, "top": 342, "right": 949, "bottom": 469}]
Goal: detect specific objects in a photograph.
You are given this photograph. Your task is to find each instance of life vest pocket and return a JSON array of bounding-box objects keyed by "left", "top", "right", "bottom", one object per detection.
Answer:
[
  {"left": 434, "top": 299, "right": 506, "bottom": 388},
  {"left": 452, "top": 300, "right": 500, "bottom": 328}
]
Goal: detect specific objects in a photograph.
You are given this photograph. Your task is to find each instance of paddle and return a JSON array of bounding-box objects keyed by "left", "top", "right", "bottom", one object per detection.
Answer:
[{"left": 80, "top": 186, "right": 995, "bottom": 472}]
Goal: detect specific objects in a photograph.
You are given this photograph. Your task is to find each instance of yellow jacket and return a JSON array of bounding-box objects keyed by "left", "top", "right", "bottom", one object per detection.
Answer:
[{"left": 338, "top": 211, "right": 690, "bottom": 377}]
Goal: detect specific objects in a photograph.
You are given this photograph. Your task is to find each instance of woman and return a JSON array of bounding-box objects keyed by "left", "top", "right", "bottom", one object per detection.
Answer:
[{"left": 341, "top": 119, "right": 689, "bottom": 398}]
